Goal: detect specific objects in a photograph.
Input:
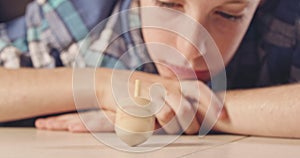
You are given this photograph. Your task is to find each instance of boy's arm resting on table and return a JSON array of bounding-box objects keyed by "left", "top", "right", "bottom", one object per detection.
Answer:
[
  {"left": 0, "top": 68, "right": 102, "bottom": 122},
  {"left": 2, "top": 67, "right": 299, "bottom": 138},
  {"left": 214, "top": 83, "right": 300, "bottom": 138}
]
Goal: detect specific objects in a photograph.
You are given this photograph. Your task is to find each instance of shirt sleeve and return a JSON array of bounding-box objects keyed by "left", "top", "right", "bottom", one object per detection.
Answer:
[
  {"left": 0, "top": 39, "right": 22, "bottom": 68},
  {"left": 289, "top": 27, "right": 300, "bottom": 83},
  {"left": 1, "top": 0, "right": 118, "bottom": 69}
]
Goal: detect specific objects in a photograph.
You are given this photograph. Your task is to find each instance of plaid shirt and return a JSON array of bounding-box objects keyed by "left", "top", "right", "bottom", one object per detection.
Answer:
[
  {"left": 226, "top": 0, "right": 300, "bottom": 88},
  {"left": 0, "top": 0, "right": 117, "bottom": 68},
  {"left": 0, "top": 0, "right": 299, "bottom": 89}
]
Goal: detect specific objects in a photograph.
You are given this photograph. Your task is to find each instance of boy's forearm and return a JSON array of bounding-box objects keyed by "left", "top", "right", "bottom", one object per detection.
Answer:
[
  {"left": 0, "top": 68, "right": 91, "bottom": 122},
  {"left": 213, "top": 84, "right": 300, "bottom": 138}
]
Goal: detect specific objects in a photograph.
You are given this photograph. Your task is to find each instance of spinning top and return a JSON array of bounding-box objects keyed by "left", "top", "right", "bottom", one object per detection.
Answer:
[{"left": 115, "top": 80, "right": 155, "bottom": 147}]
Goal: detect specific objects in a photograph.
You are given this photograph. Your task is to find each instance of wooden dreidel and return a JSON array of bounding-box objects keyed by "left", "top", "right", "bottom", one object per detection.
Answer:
[{"left": 115, "top": 80, "right": 155, "bottom": 147}]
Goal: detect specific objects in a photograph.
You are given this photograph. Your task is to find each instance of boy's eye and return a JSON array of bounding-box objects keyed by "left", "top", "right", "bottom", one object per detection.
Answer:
[
  {"left": 215, "top": 11, "right": 243, "bottom": 21},
  {"left": 154, "top": 0, "right": 183, "bottom": 10}
]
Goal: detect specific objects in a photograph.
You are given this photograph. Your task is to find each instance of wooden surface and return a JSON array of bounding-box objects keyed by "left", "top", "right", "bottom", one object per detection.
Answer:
[{"left": 0, "top": 128, "right": 299, "bottom": 158}]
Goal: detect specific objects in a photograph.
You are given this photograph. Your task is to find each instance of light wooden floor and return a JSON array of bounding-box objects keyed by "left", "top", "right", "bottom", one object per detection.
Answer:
[{"left": 0, "top": 128, "right": 299, "bottom": 158}]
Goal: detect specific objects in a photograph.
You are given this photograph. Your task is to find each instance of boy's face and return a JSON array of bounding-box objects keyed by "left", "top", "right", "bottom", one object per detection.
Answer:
[{"left": 140, "top": 0, "right": 260, "bottom": 81}]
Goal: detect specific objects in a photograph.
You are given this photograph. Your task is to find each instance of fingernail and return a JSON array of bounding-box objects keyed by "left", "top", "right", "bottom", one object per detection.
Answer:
[{"left": 69, "top": 125, "right": 80, "bottom": 131}]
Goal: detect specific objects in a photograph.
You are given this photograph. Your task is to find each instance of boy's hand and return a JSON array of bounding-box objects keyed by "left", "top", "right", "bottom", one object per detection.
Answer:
[
  {"left": 97, "top": 69, "right": 227, "bottom": 135},
  {"left": 35, "top": 110, "right": 115, "bottom": 132}
]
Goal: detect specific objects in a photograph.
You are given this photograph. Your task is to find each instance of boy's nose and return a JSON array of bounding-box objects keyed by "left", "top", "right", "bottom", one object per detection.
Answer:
[
  {"left": 176, "top": 35, "right": 203, "bottom": 63},
  {"left": 175, "top": 10, "right": 209, "bottom": 64}
]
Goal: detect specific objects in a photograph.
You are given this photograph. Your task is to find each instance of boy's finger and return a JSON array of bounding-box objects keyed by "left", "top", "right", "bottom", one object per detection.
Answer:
[
  {"left": 166, "top": 93, "right": 200, "bottom": 135},
  {"left": 155, "top": 103, "right": 181, "bottom": 134}
]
